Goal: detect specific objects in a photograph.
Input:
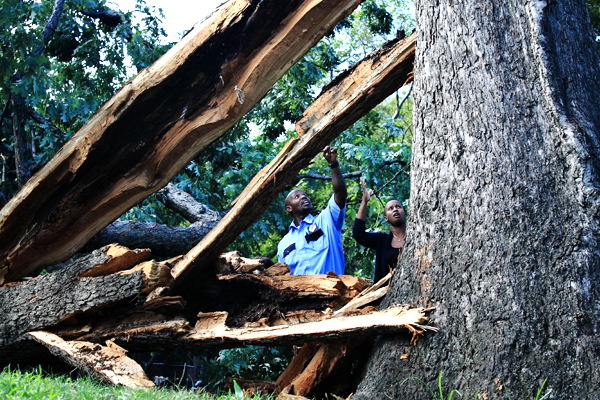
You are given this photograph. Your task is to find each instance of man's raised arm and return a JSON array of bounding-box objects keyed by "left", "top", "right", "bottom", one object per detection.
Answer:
[{"left": 323, "top": 145, "right": 347, "bottom": 209}]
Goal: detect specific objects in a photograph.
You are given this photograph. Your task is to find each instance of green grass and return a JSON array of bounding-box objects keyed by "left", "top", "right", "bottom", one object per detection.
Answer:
[
  {"left": 0, "top": 367, "right": 272, "bottom": 400},
  {"left": 398, "top": 370, "right": 552, "bottom": 400}
]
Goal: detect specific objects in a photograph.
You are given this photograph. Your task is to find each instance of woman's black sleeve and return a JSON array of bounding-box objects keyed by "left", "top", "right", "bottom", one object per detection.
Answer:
[{"left": 352, "top": 218, "right": 379, "bottom": 249}]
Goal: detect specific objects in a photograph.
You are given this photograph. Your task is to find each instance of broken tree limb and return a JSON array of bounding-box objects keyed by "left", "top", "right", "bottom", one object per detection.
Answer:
[
  {"left": 0, "top": 245, "right": 169, "bottom": 349},
  {"left": 84, "top": 184, "right": 221, "bottom": 256},
  {"left": 285, "top": 171, "right": 363, "bottom": 190},
  {"left": 61, "top": 306, "right": 433, "bottom": 352},
  {"left": 157, "top": 183, "right": 222, "bottom": 224},
  {"left": 27, "top": 331, "right": 155, "bottom": 389},
  {"left": 170, "top": 305, "right": 435, "bottom": 348},
  {"left": 0, "top": 0, "right": 364, "bottom": 284},
  {"left": 168, "top": 33, "right": 416, "bottom": 296},
  {"left": 83, "top": 220, "right": 220, "bottom": 257},
  {"left": 275, "top": 342, "right": 322, "bottom": 390}
]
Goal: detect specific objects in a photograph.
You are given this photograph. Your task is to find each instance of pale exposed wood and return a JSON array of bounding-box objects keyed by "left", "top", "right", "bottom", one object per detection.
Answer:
[
  {"left": 284, "top": 340, "right": 353, "bottom": 396},
  {"left": 275, "top": 342, "right": 321, "bottom": 389},
  {"left": 79, "top": 244, "right": 150, "bottom": 278},
  {"left": 117, "top": 260, "right": 174, "bottom": 292},
  {"left": 332, "top": 273, "right": 392, "bottom": 316},
  {"left": 186, "top": 306, "right": 432, "bottom": 347},
  {"left": 169, "top": 33, "right": 416, "bottom": 296},
  {"left": 216, "top": 251, "right": 264, "bottom": 274},
  {"left": 250, "top": 310, "right": 333, "bottom": 328},
  {"left": 48, "top": 306, "right": 432, "bottom": 352},
  {"left": 333, "top": 286, "right": 388, "bottom": 316},
  {"left": 0, "top": 0, "right": 364, "bottom": 285},
  {"left": 27, "top": 331, "right": 154, "bottom": 389},
  {"left": 217, "top": 273, "right": 370, "bottom": 301}
]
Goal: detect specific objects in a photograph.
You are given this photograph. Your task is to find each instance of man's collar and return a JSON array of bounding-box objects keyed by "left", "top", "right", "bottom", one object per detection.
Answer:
[{"left": 289, "top": 214, "right": 314, "bottom": 230}]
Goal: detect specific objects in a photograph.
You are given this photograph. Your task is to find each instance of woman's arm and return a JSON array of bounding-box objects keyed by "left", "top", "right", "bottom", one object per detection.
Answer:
[
  {"left": 356, "top": 178, "right": 372, "bottom": 221},
  {"left": 353, "top": 178, "right": 379, "bottom": 249}
]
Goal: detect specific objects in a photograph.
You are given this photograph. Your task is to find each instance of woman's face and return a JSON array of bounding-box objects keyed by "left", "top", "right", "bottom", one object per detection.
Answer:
[{"left": 384, "top": 200, "right": 406, "bottom": 226}]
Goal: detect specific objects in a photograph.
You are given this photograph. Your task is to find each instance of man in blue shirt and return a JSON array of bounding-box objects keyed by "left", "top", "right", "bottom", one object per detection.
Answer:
[{"left": 260, "top": 145, "right": 347, "bottom": 275}]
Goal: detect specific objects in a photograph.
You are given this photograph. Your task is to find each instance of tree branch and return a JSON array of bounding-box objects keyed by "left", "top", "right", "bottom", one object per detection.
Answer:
[
  {"left": 285, "top": 171, "right": 363, "bottom": 190},
  {"left": 379, "top": 158, "right": 407, "bottom": 168},
  {"left": 80, "top": 9, "right": 126, "bottom": 28},
  {"left": 156, "top": 183, "right": 221, "bottom": 223},
  {"left": 26, "top": 106, "right": 65, "bottom": 138},
  {"left": 34, "top": 0, "right": 66, "bottom": 56},
  {"left": 392, "top": 83, "right": 412, "bottom": 120},
  {"left": 85, "top": 184, "right": 222, "bottom": 256}
]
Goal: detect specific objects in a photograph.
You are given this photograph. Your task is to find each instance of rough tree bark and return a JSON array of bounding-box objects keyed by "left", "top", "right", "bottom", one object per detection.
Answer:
[{"left": 353, "top": 1, "right": 600, "bottom": 399}]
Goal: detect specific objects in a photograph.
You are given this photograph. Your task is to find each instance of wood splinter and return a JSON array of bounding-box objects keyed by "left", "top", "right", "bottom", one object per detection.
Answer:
[{"left": 27, "top": 331, "right": 155, "bottom": 389}]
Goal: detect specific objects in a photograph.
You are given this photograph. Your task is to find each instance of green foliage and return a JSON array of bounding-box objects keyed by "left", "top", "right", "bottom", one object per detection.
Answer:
[
  {"left": 588, "top": 0, "right": 600, "bottom": 52},
  {"left": 0, "top": 365, "right": 267, "bottom": 399},
  {"left": 0, "top": 0, "right": 171, "bottom": 196},
  {"left": 196, "top": 346, "right": 292, "bottom": 392}
]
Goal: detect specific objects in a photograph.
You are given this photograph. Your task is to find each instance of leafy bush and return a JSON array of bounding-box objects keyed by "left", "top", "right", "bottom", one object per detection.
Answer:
[{"left": 197, "top": 346, "right": 293, "bottom": 392}]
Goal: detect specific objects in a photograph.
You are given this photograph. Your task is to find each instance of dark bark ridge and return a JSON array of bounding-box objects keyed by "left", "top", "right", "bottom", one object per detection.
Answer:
[{"left": 354, "top": 0, "right": 600, "bottom": 399}]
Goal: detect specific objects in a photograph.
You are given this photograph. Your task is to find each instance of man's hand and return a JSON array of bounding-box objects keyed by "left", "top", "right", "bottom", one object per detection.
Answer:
[
  {"left": 323, "top": 145, "right": 338, "bottom": 166},
  {"left": 323, "top": 145, "right": 346, "bottom": 208}
]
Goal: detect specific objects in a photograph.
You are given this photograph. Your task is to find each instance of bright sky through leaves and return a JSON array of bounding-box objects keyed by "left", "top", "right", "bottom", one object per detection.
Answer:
[{"left": 110, "top": 0, "right": 226, "bottom": 42}]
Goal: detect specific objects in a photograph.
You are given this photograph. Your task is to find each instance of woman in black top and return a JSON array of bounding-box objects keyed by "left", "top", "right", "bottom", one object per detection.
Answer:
[{"left": 352, "top": 178, "right": 406, "bottom": 283}]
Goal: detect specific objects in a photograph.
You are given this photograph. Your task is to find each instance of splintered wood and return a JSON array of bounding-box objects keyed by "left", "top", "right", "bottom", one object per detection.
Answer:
[
  {"left": 168, "top": 33, "right": 416, "bottom": 296},
  {"left": 0, "top": 0, "right": 364, "bottom": 285},
  {"left": 0, "top": 11, "right": 421, "bottom": 392},
  {"left": 183, "top": 305, "right": 432, "bottom": 348},
  {"left": 27, "top": 331, "right": 154, "bottom": 389}
]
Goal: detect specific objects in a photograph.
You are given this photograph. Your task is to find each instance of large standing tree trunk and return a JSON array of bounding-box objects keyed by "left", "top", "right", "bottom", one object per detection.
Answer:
[{"left": 354, "top": 0, "right": 600, "bottom": 399}]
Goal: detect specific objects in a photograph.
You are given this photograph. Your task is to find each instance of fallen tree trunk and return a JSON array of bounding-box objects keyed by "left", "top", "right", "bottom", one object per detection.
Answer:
[
  {"left": 0, "top": 0, "right": 364, "bottom": 284},
  {"left": 169, "top": 33, "right": 416, "bottom": 296},
  {"left": 46, "top": 272, "right": 370, "bottom": 347},
  {"left": 0, "top": 244, "right": 176, "bottom": 367},
  {"left": 84, "top": 183, "right": 222, "bottom": 256}
]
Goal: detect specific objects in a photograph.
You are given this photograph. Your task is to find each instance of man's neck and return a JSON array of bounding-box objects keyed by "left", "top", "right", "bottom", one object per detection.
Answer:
[{"left": 293, "top": 211, "right": 311, "bottom": 227}]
